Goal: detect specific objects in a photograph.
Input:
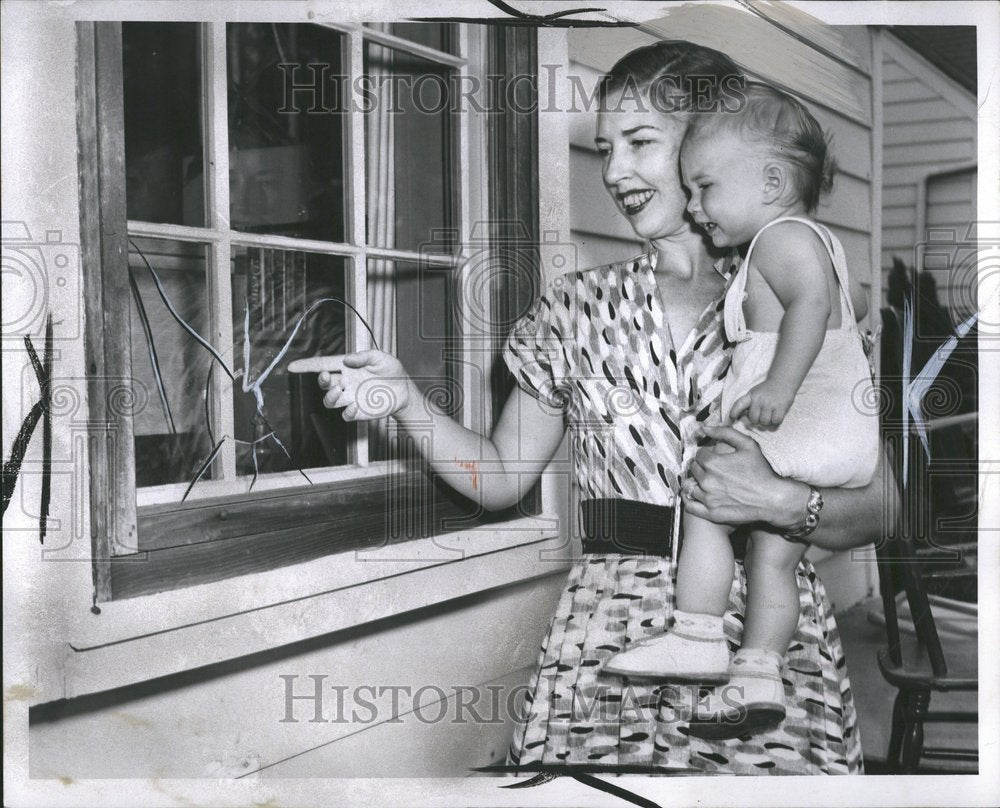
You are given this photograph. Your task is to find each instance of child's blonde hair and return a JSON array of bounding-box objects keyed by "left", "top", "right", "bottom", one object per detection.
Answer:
[{"left": 686, "top": 82, "right": 836, "bottom": 212}]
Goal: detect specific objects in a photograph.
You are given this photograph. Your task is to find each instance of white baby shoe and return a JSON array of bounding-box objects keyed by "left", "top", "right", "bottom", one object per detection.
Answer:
[
  {"left": 602, "top": 610, "right": 730, "bottom": 683},
  {"left": 687, "top": 648, "right": 786, "bottom": 740}
]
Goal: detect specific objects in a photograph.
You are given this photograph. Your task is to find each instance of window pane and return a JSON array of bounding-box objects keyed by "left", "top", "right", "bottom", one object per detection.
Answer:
[
  {"left": 230, "top": 247, "right": 349, "bottom": 476},
  {"left": 367, "top": 258, "right": 455, "bottom": 461},
  {"left": 364, "top": 45, "right": 457, "bottom": 252},
  {"left": 123, "top": 23, "right": 205, "bottom": 227},
  {"left": 128, "top": 239, "right": 216, "bottom": 486},
  {"left": 365, "top": 22, "right": 458, "bottom": 55},
  {"left": 227, "top": 24, "right": 347, "bottom": 242}
]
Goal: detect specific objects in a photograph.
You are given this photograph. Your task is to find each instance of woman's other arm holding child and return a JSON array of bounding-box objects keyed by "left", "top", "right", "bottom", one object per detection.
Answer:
[
  {"left": 729, "top": 226, "right": 832, "bottom": 426},
  {"left": 683, "top": 426, "right": 900, "bottom": 551}
]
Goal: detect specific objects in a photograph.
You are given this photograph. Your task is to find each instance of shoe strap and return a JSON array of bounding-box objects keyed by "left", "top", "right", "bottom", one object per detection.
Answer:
[
  {"left": 671, "top": 609, "right": 725, "bottom": 638},
  {"left": 732, "top": 648, "right": 783, "bottom": 671}
]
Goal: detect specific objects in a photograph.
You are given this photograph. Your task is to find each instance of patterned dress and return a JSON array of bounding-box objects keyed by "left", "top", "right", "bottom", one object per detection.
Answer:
[{"left": 503, "top": 251, "right": 863, "bottom": 775}]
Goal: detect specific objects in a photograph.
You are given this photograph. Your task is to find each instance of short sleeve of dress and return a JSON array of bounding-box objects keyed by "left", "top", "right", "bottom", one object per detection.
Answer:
[{"left": 503, "top": 274, "right": 574, "bottom": 411}]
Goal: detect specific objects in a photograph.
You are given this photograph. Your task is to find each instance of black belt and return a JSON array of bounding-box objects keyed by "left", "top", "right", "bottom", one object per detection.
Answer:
[{"left": 579, "top": 498, "right": 676, "bottom": 557}]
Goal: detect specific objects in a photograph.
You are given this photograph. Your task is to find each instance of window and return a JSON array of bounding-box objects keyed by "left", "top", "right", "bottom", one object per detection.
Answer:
[{"left": 78, "top": 20, "right": 540, "bottom": 601}]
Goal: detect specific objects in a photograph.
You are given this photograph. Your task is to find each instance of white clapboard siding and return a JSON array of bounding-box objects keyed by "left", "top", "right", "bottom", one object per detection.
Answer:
[
  {"left": 881, "top": 118, "right": 978, "bottom": 146},
  {"left": 884, "top": 97, "right": 973, "bottom": 125},
  {"left": 928, "top": 200, "right": 977, "bottom": 228},
  {"left": 928, "top": 170, "right": 978, "bottom": 211},
  {"left": 883, "top": 206, "right": 916, "bottom": 227},
  {"left": 826, "top": 225, "right": 874, "bottom": 288},
  {"left": 879, "top": 35, "right": 977, "bottom": 291},
  {"left": 924, "top": 168, "right": 978, "bottom": 318},
  {"left": 882, "top": 77, "right": 944, "bottom": 104},
  {"left": 817, "top": 172, "right": 873, "bottom": 234},
  {"left": 884, "top": 139, "right": 976, "bottom": 168},
  {"left": 883, "top": 225, "right": 919, "bottom": 261},
  {"left": 812, "top": 105, "right": 872, "bottom": 181},
  {"left": 883, "top": 184, "right": 918, "bottom": 208}
]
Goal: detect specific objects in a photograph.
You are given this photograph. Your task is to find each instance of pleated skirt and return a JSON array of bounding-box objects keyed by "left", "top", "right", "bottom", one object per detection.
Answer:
[{"left": 507, "top": 555, "right": 863, "bottom": 775}]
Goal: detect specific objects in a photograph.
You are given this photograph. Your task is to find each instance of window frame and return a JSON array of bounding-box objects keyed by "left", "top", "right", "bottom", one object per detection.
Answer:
[
  {"left": 78, "top": 19, "right": 542, "bottom": 602},
  {"left": 129, "top": 21, "right": 470, "bottom": 505}
]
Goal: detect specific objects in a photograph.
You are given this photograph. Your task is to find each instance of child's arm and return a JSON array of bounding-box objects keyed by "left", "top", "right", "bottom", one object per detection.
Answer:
[{"left": 729, "top": 224, "right": 833, "bottom": 427}]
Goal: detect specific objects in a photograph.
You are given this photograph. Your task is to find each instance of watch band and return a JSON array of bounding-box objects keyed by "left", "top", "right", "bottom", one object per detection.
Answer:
[{"left": 783, "top": 487, "right": 824, "bottom": 543}]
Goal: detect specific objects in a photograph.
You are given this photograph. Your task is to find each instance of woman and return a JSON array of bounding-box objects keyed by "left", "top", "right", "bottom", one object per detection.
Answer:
[{"left": 320, "top": 41, "right": 893, "bottom": 775}]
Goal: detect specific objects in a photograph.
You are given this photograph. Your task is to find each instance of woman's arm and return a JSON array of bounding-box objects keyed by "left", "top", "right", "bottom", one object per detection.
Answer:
[
  {"left": 682, "top": 425, "right": 899, "bottom": 551},
  {"left": 320, "top": 350, "right": 567, "bottom": 511}
]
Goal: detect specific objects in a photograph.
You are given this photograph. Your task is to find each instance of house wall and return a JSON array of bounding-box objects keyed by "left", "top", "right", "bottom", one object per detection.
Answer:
[
  {"left": 880, "top": 34, "right": 977, "bottom": 319},
  {"left": 29, "top": 575, "right": 564, "bottom": 779}
]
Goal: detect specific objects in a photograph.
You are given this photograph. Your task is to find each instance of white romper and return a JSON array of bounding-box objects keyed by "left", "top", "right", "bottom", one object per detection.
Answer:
[{"left": 720, "top": 217, "right": 879, "bottom": 488}]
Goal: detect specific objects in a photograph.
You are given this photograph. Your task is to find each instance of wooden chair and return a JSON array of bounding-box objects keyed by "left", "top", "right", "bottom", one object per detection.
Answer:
[{"left": 874, "top": 417, "right": 978, "bottom": 773}]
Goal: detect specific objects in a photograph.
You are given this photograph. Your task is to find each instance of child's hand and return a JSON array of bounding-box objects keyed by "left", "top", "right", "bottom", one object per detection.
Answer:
[
  {"left": 302, "top": 350, "right": 416, "bottom": 422},
  {"left": 728, "top": 380, "right": 794, "bottom": 427}
]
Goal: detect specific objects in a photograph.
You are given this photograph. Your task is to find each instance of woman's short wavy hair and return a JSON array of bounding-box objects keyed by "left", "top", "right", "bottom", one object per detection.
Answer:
[{"left": 597, "top": 40, "right": 745, "bottom": 115}]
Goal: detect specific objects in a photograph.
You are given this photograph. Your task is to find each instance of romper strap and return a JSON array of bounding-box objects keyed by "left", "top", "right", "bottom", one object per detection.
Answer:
[{"left": 723, "top": 216, "right": 857, "bottom": 343}]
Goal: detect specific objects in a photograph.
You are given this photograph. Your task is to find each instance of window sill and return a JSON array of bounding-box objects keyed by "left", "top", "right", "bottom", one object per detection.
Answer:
[
  {"left": 59, "top": 514, "right": 566, "bottom": 700},
  {"left": 115, "top": 470, "right": 538, "bottom": 600}
]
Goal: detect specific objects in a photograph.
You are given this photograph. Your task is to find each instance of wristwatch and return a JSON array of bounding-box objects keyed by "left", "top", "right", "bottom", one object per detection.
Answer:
[{"left": 783, "top": 487, "right": 824, "bottom": 543}]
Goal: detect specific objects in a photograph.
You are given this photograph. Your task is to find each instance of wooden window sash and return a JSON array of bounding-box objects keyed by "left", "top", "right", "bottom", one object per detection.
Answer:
[
  {"left": 78, "top": 20, "right": 539, "bottom": 602},
  {"left": 202, "top": 21, "right": 237, "bottom": 482},
  {"left": 119, "top": 470, "right": 525, "bottom": 600},
  {"left": 123, "top": 221, "right": 463, "bottom": 266},
  {"left": 77, "top": 21, "right": 137, "bottom": 601},
  {"left": 485, "top": 25, "right": 544, "bottom": 517}
]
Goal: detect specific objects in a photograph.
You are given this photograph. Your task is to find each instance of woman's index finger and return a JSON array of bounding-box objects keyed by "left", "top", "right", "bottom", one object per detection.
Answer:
[{"left": 287, "top": 355, "right": 345, "bottom": 374}]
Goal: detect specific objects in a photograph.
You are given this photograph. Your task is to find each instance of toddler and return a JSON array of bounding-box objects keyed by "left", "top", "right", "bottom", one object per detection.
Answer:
[{"left": 603, "top": 83, "right": 879, "bottom": 739}]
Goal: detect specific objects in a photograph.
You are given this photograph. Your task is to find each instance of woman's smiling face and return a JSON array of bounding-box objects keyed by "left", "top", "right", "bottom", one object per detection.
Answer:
[{"left": 595, "top": 90, "right": 691, "bottom": 243}]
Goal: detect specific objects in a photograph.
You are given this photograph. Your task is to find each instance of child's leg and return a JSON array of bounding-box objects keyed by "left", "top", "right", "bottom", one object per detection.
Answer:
[
  {"left": 742, "top": 529, "right": 809, "bottom": 655},
  {"left": 602, "top": 513, "right": 734, "bottom": 682},
  {"left": 676, "top": 513, "right": 736, "bottom": 617},
  {"left": 687, "top": 529, "right": 808, "bottom": 739}
]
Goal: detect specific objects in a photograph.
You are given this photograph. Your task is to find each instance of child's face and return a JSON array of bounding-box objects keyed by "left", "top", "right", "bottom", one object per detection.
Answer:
[{"left": 680, "top": 131, "right": 771, "bottom": 248}]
